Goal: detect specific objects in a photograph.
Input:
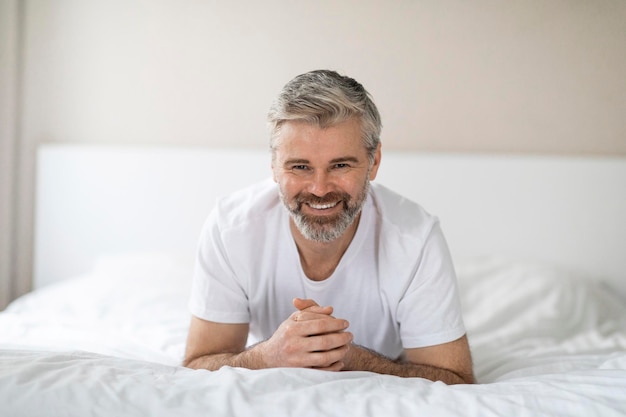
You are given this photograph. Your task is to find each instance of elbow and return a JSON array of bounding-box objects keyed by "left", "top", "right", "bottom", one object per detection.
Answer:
[
  {"left": 181, "top": 355, "right": 201, "bottom": 369},
  {"left": 449, "top": 371, "right": 476, "bottom": 385}
]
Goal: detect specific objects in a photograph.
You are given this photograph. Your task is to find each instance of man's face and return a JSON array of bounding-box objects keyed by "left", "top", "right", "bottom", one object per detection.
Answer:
[{"left": 272, "top": 118, "right": 381, "bottom": 243}]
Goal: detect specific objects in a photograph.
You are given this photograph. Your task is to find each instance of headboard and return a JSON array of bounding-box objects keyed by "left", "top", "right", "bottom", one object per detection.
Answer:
[{"left": 34, "top": 144, "right": 626, "bottom": 298}]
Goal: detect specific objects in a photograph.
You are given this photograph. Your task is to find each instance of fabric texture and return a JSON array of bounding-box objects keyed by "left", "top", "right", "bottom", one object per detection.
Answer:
[
  {"left": 2, "top": 256, "right": 625, "bottom": 416},
  {"left": 189, "top": 179, "right": 465, "bottom": 359}
]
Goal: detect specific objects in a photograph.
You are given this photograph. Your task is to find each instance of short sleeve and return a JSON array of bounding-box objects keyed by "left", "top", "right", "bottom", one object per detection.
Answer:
[
  {"left": 396, "top": 221, "right": 466, "bottom": 348},
  {"left": 188, "top": 207, "right": 250, "bottom": 324}
]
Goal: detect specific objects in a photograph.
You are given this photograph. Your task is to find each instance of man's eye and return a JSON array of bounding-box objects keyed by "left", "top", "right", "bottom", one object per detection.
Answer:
[
  {"left": 292, "top": 165, "right": 309, "bottom": 170},
  {"left": 334, "top": 163, "right": 349, "bottom": 169}
]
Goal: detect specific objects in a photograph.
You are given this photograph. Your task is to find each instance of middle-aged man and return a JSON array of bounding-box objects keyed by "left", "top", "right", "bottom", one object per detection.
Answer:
[{"left": 184, "top": 70, "right": 475, "bottom": 384}]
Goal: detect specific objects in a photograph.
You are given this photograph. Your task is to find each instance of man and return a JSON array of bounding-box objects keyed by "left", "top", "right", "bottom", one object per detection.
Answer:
[{"left": 184, "top": 70, "right": 474, "bottom": 384}]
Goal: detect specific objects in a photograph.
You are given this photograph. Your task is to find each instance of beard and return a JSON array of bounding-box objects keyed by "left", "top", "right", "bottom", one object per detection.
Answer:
[{"left": 279, "top": 180, "right": 370, "bottom": 243}]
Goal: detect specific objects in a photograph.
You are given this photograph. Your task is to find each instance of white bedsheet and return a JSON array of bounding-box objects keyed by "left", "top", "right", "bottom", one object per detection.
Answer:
[
  {"left": 1, "top": 255, "right": 625, "bottom": 416},
  {"left": 2, "top": 350, "right": 625, "bottom": 417}
]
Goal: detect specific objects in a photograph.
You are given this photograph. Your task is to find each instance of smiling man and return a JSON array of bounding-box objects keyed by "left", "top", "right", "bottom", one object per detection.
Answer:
[{"left": 183, "top": 70, "right": 474, "bottom": 384}]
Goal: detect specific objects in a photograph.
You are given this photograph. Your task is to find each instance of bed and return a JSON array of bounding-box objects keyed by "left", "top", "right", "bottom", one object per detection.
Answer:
[{"left": 1, "top": 144, "right": 625, "bottom": 416}]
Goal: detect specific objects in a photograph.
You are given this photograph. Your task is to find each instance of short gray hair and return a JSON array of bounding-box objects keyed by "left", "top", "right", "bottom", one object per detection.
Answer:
[{"left": 268, "top": 70, "right": 382, "bottom": 162}]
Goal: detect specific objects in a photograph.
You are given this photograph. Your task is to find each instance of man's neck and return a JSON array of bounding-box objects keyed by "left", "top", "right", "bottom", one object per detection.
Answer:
[{"left": 290, "top": 215, "right": 360, "bottom": 282}]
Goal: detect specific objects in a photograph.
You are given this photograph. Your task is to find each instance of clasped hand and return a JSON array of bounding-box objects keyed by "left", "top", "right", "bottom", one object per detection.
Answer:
[{"left": 258, "top": 298, "right": 353, "bottom": 371}]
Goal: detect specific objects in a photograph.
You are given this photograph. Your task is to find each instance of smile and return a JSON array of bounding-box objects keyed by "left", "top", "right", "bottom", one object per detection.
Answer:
[{"left": 306, "top": 201, "right": 339, "bottom": 210}]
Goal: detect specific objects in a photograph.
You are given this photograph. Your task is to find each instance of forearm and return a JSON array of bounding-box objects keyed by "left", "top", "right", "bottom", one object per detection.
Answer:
[
  {"left": 344, "top": 344, "right": 474, "bottom": 384},
  {"left": 184, "top": 344, "right": 264, "bottom": 371}
]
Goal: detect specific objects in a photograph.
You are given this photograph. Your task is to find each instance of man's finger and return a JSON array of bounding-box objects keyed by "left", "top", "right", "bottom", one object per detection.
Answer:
[
  {"left": 292, "top": 310, "right": 337, "bottom": 322},
  {"left": 293, "top": 298, "right": 333, "bottom": 315},
  {"left": 299, "top": 317, "right": 350, "bottom": 336},
  {"left": 293, "top": 298, "right": 319, "bottom": 310}
]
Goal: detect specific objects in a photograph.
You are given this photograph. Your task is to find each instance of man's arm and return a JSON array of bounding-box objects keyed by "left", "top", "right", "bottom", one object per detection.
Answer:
[
  {"left": 343, "top": 336, "right": 475, "bottom": 384},
  {"left": 295, "top": 299, "right": 475, "bottom": 384},
  {"left": 183, "top": 317, "right": 254, "bottom": 370},
  {"left": 183, "top": 310, "right": 353, "bottom": 371}
]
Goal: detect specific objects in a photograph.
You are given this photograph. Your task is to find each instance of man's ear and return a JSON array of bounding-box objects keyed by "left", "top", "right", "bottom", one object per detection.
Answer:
[
  {"left": 368, "top": 143, "right": 382, "bottom": 181},
  {"left": 271, "top": 152, "right": 278, "bottom": 182}
]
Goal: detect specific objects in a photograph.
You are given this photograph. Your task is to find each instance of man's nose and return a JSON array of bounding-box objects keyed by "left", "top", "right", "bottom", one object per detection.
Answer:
[{"left": 307, "top": 169, "right": 334, "bottom": 196}]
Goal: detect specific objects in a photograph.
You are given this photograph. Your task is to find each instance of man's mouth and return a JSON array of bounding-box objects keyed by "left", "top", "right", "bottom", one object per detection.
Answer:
[{"left": 307, "top": 201, "right": 340, "bottom": 210}]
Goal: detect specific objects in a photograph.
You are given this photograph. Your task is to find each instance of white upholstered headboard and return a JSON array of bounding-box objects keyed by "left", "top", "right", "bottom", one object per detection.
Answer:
[{"left": 34, "top": 144, "right": 626, "bottom": 298}]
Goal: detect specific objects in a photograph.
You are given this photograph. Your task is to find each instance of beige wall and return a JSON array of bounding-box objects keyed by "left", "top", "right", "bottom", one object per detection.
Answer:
[
  {"left": 0, "top": 0, "right": 20, "bottom": 308},
  {"left": 18, "top": 0, "right": 626, "bottom": 154},
  {"left": 2, "top": 0, "right": 626, "bottom": 306}
]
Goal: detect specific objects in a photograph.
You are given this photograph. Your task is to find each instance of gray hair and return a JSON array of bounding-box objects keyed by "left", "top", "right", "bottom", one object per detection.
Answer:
[{"left": 267, "top": 70, "right": 382, "bottom": 162}]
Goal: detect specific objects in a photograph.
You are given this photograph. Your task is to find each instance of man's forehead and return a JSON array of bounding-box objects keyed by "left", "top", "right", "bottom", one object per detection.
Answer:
[
  {"left": 275, "top": 119, "right": 362, "bottom": 145},
  {"left": 274, "top": 141, "right": 367, "bottom": 163}
]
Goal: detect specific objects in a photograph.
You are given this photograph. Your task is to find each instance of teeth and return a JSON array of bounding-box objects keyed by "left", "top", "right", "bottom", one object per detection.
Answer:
[{"left": 308, "top": 202, "right": 338, "bottom": 210}]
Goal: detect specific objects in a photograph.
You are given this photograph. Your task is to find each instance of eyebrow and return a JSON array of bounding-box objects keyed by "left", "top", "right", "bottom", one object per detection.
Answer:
[
  {"left": 329, "top": 156, "right": 360, "bottom": 164},
  {"left": 283, "top": 156, "right": 361, "bottom": 167},
  {"left": 283, "top": 158, "right": 310, "bottom": 166}
]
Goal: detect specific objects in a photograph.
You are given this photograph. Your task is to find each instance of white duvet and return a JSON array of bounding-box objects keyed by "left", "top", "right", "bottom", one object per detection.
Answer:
[{"left": 1, "top": 255, "right": 625, "bottom": 417}]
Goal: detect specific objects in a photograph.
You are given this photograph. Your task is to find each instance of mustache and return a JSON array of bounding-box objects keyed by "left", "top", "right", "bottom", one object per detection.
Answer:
[{"left": 293, "top": 191, "right": 351, "bottom": 206}]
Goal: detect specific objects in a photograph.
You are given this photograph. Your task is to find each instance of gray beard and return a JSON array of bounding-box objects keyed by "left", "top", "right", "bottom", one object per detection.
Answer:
[{"left": 280, "top": 181, "right": 370, "bottom": 243}]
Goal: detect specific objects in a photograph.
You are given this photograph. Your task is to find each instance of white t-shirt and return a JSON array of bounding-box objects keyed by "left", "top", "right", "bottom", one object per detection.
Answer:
[{"left": 189, "top": 178, "right": 466, "bottom": 359}]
